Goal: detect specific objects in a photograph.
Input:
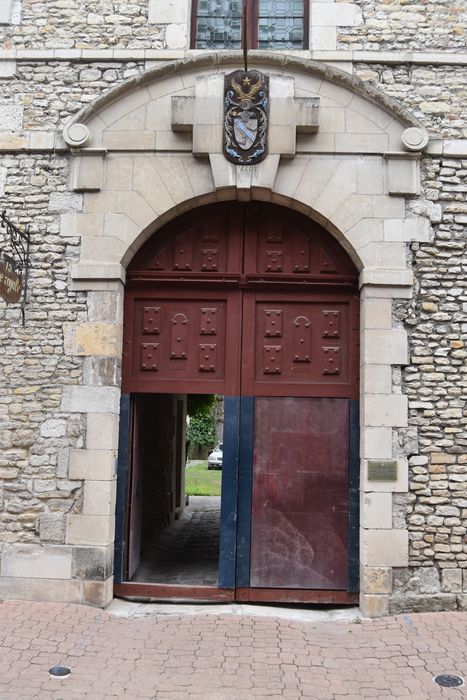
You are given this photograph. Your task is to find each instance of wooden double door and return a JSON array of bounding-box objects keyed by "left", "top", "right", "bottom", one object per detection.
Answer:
[{"left": 116, "top": 203, "right": 360, "bottom": 603}]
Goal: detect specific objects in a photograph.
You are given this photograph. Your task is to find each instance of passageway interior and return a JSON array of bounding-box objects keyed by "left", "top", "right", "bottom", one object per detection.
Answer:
[
  {"left": 128, "top": 393, "right": 223, "bottom": 587},
  {"left": 131, "top": 496, "right": 220, "bottom": 585}
]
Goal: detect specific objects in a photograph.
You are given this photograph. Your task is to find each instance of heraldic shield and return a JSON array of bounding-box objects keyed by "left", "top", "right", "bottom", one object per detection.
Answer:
[{"left": 224, "top": 69, "right": 269, "bottom": 165}]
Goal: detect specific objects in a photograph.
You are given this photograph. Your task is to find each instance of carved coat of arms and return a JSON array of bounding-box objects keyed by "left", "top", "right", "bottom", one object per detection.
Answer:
[{"left": 224, "top": 69, "right": 269, "bottom": 165}]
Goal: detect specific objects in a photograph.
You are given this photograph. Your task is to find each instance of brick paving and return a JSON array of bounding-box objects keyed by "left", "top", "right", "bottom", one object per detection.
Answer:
[{"left": 0, "top": 601, "right": 466, "bottom": 699}]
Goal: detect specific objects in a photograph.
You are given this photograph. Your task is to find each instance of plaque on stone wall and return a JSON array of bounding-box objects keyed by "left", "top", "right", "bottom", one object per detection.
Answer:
[
  {"left": 368, "top": 460, "right": 398, "bottom": 481},
  {"left": 0, "top": 251, "right": 22, "bottom": 303},
  {"left": 224, "top": 69, "right": 269, "bottom": 165}
]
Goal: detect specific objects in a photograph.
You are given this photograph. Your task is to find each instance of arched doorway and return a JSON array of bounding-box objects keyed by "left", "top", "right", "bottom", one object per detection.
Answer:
[{"left": 114, "top": 201, "right": 360, "bottom": 604}]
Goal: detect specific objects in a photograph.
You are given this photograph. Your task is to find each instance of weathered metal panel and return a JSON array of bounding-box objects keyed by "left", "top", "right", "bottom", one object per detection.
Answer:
[{"left": 250, "top": 397, "right": 349, "bottom": 590}]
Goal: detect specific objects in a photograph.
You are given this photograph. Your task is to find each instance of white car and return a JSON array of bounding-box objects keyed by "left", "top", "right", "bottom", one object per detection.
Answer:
[{"left": 207, "top": 443, "right": 223, "bottom": 470}]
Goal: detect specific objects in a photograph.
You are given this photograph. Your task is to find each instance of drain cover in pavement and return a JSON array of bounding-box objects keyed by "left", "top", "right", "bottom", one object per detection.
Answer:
[
  {"left": 49, "top": 666, "right": 71, "bottom": 678},
  {"left": 433, "top": 674, "right": 464, "bottom": 688}
]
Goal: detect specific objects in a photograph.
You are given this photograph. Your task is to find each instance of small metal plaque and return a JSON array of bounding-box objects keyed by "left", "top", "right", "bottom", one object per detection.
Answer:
[{"left": 368, "top": 460, "right": 398, "bottom": 482}]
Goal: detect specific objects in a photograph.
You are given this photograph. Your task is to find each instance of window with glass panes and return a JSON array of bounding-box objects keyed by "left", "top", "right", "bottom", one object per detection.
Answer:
[{"left": 191, "top": 0, "right": 307, "bottom": 50}]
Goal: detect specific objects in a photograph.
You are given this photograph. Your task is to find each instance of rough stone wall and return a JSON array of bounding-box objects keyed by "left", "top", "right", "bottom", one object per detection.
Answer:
[
  {"left": 1, "top": 1, "right": 166, "bottom": 49},
  {"left": 339, "top": 1, "right": 466, "bottom": 51},
  {"left": 4, "top": 61, "right": 146, "bottom": 131},
  {"left": 0, "top": 155, "right": 86, "bottom": 548},
  {"left": 390, "top": 157, "right": 467, "bottom": 613},
  {"left": 354, "top": 63, "right": 467, "bottom": 140}
]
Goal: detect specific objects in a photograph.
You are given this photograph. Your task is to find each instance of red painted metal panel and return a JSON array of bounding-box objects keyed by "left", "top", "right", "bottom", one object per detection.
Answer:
[{"left": 250, "top": 397, "right": 349, "bottom": 590}]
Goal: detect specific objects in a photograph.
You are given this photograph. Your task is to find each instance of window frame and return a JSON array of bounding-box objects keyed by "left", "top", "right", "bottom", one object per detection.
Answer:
[{"left": 190, "top": 0, "right": 309, "bottom": 51}]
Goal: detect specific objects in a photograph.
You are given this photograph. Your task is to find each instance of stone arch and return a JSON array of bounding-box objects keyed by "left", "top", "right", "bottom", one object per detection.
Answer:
[{"left": 59, "top": 51, "right": 432, "bottom": 616}]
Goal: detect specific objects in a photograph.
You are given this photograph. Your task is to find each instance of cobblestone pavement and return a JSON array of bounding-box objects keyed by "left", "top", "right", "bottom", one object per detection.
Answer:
[
  {"left": 133, "top": 496, "right": 220, "bottom": 586},
  {"left": 0, "top": 601, "right": 466, "bottom": 699}
]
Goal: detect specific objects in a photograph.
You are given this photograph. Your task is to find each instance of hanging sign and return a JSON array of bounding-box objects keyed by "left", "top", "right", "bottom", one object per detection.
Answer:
[
  {"left": 224, "top": 69, "right": 269, "bottom": 165},
  {"left": 0, "top": 251, "right": 22, "bottom": 303}
]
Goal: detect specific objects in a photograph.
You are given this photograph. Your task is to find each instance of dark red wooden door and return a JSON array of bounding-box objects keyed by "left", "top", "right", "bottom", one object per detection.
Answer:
[{"left": 121, "top": 202, "right": 359, "bottom": 599}]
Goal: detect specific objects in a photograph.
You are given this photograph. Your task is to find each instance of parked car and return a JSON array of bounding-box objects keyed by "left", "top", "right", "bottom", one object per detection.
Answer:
[{"left": 208, "top": 443, "right": 223, "bottom": 470}]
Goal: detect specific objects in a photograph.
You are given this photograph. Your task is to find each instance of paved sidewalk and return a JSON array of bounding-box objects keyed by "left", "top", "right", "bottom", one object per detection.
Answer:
[{"left": 0, "top": 600, "right": 466, "bottom": 699}]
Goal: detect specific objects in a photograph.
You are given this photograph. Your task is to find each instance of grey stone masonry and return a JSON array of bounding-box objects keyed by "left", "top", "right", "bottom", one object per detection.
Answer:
[{"left": 0, "top": 1, "right": 465, "bottom": 614}]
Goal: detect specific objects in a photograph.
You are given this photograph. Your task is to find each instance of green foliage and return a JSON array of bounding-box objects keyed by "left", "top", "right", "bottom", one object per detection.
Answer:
[
  {"left": 185, "top": 461, "right": 221, "bottom": 496},
  {"left": 187, "top": 394, "right": 215, "bottom": 415},
  {"left": 187, "top": 403, "right": 216, "bottom": 449}
]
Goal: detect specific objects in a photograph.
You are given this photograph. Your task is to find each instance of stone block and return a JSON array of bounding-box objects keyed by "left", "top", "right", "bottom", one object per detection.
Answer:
[
  {"left": 106, "top": 105, "right": 147, "bottom": 134},
  {"left": 103, "top": 130, "right": 156, "bottom": 151},
  {"left": 441, "top": 568, "right": 462, "bottom": 593},
  {"left": 364, "top": 329, "right": 408, "bottom": 365},
  {"left": 270, "top": 95, "right": 295, "bottom": 127},
  {"left": 362, "top": 365, "right": 392, "bottom": 394},
  {"left": 193, "top": 124, "right": 222, "bottom": 156},
  {"left": 83, "top": 357, "right": 121, "bottom": 387},
  {"left": 105, "top": 156, "right": 134, "bottom": 191},
  {"left": 64, "top": 322, "right": 120, "bottom": 357},
  {"left": 363, "top": 394, "right": 408, "bottom": 427},
  {"left": 83, "top": 578, "right": 113, "bottom": 607},
  {"left": 312, "top": 3, "right": 363, "bottom": 26},
  {"left": 361, "top": 427, "right": 393, "bottom": 460},
  {"left": 209, "top": 154, "right": 236, "bottom": 190},
  {"left": 166, "top": 23, "right": 187, "bottom": 50},
  {"left": 269, "top": 124, "right": 296, "bottom": 156},
  {"left": 71, "top": 155, "right": 105, "bottom": 192},
  {"left": 386, "top": 157, "right": 420, "bottom": 195},
  {"left": 295, "top": 98, "right": 320, "bottom": 133},
  {"left": 0, "top": 544, "right": 72, "bottom": 579},
  {"left": 310, "top": 26, "right": 337, "bottom": 51},
  {"left": 83, "top": 479, "right": 116, "bottom": 516},
  {"left": 66, "top": 514, "right": 115, "bottom": 546},
  {"left": 362, "top": 492, "right": 392, "bottom": 529},
  {"left": 360, "top": 241, "right": 407, "bottom": 271},
  {"left": 39, "top": 513, "right": 66, "bottom": 543},
  {"left": 69, "top": 448, "right": 116, "bottom": 480},
  {"left": 48, "top": 191, "right": 83, "bottom": 213},
  {"left": 362, "top": 567, "right": 392, "bottom": 595},
  {"left": 0, "top": 103, "right": 23, "bottom": 129},
  {"left": 336, "top": 132, "right": 388, "bottom": 153},
  {"left": 356, "top": 156, "right": 384, "bottom": 195},
  {"left": 360, "top": 593, "right": 389, "bottom": 618},
  {"left": 86, "top": 413, "right": 119, "bottom": 451},
  {"left": 362, "top": 529, "right": 408, "bottom": 567},
  {"left": 0, "top": 577, "right": 82, "bottom": 604},
  {"left": 419, "top": 567, "right": 440, "bottom": 594},
  {"left": 61, "top": 386, "right": 121, "bottom": 414},
  {"left": 389, "top": 594, "right": 457, "bottom": 614},
  {"left": 319, "top": 107, "right": 345, "bottom": 134},
  {"left": 88, "top": 291, "right": 122, "bottom": 323},
  {"left": 72, "top": 545, "right": 113, "bottom": 580},
  {"left": 0, "top": 60, "right": 16, "bottom": 78},
  {"left": 171, "top": 95, "right": 194, "bottom": 131},
  {"left": 362, "top": 298, "right": 392, "bottom": 330},
  {"left": 383, "top": 218, "right": 430, "bottom": 243}
]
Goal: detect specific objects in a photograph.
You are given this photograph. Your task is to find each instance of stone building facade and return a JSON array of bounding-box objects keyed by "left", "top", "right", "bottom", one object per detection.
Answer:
[{"left": 0, "top": 0, "right": 465, "bottom": 616}]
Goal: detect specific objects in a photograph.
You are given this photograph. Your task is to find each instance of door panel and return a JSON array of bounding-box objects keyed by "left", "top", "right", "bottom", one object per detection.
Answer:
[
  {"left": 123, "top": 289, "right": 242, "bottom": 395},
  {"left": 241, "top": 292, "right": 358, "bottom": 398},
  {"left": 250, "top": 397, "right": 349, "bottom": 590}
]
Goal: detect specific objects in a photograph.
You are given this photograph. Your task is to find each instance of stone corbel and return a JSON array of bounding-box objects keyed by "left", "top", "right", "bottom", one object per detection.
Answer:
[
  {"left": 63, "top": 121, "right": 108, "bottom": 192},
  {"left": 384, "top": 152, "right": 420, "bottom": 196}
]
